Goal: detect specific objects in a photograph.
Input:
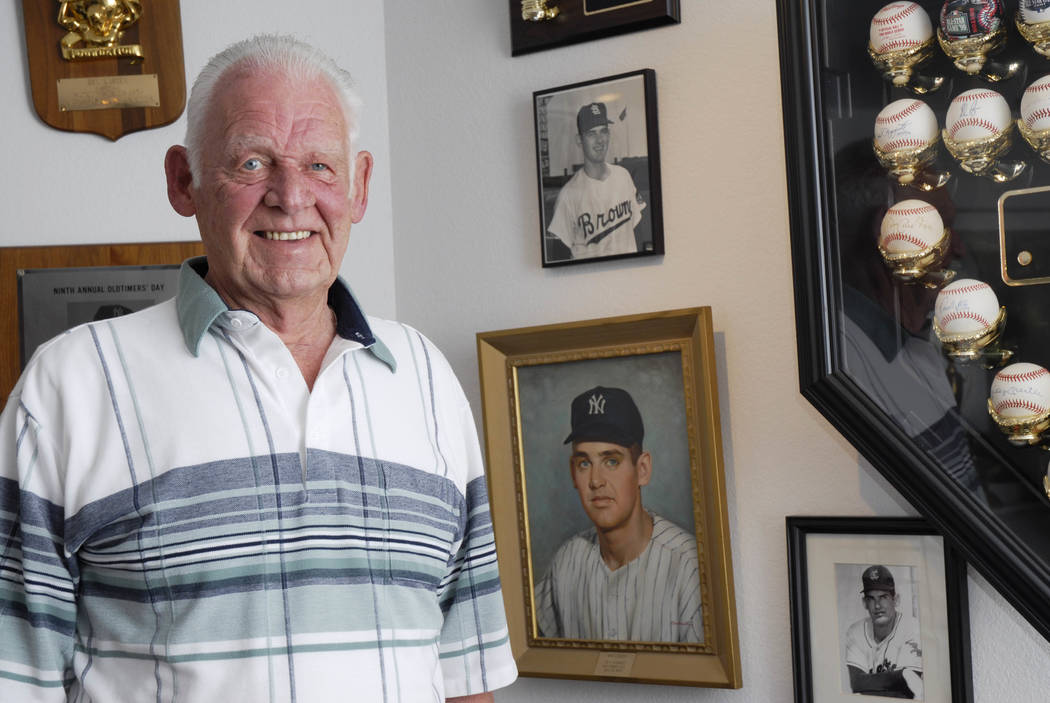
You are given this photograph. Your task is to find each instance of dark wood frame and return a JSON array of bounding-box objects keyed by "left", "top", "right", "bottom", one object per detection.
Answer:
[
  {"left": 0, "top": 242, "right": 204, "bottom": 403},
  {"left": 534, "top": 69, "right": 664, "bottom": 267},
  {"left": 477, "top": 308, "right": 740, "bottom": 687},
  {"left": 776, "top": 0, "right": 1050, "bottom": 642},
  {"left": 787, "top": 517, "right": 973, "bottom": 703},
  {"left": 509, "top": 0, "right": 680, "bottom": 56}
]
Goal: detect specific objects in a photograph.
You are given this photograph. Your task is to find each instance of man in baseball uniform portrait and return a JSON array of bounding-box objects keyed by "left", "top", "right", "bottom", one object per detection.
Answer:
[
  {"left": 844, "top": 565, "right": 924, "bottom": 698},
  {"left": 547, "top": 102, "right": 647, "bottom": 260},
  {"left": 533, "top": 386, "right": 703, "bottom": 643}
]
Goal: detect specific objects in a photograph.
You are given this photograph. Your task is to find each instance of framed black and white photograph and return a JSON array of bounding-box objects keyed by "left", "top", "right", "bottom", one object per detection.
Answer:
[
  {"left": 533, "top": 69, "right": 663, "bottom": 267},
  {"left": 477, "top": 308, "right": 739, "bottom": 687},
  {"left": 786, "top": 517, "right": 973, "bottom": 703}
]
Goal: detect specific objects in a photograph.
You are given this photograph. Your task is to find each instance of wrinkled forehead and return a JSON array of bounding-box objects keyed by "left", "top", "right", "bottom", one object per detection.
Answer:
[{"left": 209, "top": 68, "right": 349, "bottom": 148}]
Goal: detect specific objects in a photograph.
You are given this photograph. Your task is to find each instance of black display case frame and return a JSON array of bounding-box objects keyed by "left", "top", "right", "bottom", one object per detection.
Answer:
[{"left": 777, "top": 0, "right": 1050, "bottom": 641}]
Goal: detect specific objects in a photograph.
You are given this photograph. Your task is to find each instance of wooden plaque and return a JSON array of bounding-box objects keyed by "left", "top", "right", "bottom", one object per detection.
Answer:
[
  {"left": 0, "top": 241, "right": 203, "bottom": 403},
  {"left": 23, "top": 0, "right": 186, "bottom": 140}
]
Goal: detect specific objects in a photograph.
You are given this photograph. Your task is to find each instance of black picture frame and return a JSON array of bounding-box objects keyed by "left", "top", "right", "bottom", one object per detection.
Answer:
[
  {"left": 533, "top": 69, "right": 664, "bottom": 267},
  {"left": 787, "top": 517, "right": 973, "bottom": 703},
  {"left": 776, "top": 0, "right": 1050, "bottom": 642},
  {"left": 509, "top": 0, "right": 680, "bottom": 57}
]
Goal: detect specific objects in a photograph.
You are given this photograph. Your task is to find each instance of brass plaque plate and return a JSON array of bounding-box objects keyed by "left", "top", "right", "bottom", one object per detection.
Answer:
[
  {"left": 57, "top": 74, "right": 160, "bottom": 111},
  {"left": 22, "top": 0, "right": 186, "bottom": 140}
]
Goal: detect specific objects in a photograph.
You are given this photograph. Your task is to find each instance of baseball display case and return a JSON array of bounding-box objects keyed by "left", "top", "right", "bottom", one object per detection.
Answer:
[{"left": 777, "top": 0, "right": 1050, "bottom": 643}]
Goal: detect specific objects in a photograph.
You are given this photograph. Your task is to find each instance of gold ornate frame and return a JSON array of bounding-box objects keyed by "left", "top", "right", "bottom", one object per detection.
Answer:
[{"left": 476, "top": 307, "right": 740, "bottom": 687}]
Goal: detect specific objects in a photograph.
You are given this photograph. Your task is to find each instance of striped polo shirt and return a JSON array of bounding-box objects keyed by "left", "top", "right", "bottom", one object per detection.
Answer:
[{"left": 0, "top": 258, "right": 516, "bottom": 702}]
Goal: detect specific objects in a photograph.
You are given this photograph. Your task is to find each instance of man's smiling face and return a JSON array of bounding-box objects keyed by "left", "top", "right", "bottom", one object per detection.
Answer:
[{"left": 183, "top": 66, "right": 371, "bottom": 310}]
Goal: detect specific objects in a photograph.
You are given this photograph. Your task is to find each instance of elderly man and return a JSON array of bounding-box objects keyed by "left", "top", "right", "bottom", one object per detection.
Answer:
[{"left": 0, "top": 36, "right": 515, "bottom": 702}]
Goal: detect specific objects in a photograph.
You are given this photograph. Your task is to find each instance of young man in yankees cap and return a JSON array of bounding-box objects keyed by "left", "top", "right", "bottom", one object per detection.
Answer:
[
  {"left": 533, "top": 386, "right": 703, "bottom": 643},
  {"left": 546, "top": 102, "right": 647, "bottom": 261},
  {"left": 844, "top": 565, "right": 924, "bottom": 699}
]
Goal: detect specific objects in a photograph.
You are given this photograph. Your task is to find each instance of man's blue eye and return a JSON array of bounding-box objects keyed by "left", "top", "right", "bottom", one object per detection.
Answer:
[
  {"left": 243, "top": 158, "right": 262, "bottom": 171},
  {"left": 310, "top": 163, "right": 328, "bottom": 171}
]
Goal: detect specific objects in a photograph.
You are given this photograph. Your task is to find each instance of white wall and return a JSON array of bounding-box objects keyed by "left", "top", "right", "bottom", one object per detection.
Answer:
[
  {"left": 2, "top": 0, "right": 396, "bottom": 318},
  {"left": 5, "top": 1, "right": 1049, "bottom": 700},
  {"left": 383, "top": 1, "right": 1050, "bottom": 701}
]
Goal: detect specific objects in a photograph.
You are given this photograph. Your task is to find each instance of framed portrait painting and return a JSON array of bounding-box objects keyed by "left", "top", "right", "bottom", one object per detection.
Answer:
[
  {"left": 786, "top": 517, "right": 973, "bottom": 703},
  {"left": 477, "top": 308, "right": 739, "bottom": 687},
  {"left": 533, "top": 69, "right": 664, "bottom": 267}
]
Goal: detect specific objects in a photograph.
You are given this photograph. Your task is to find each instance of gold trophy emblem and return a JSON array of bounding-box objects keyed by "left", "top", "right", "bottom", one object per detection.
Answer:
[{"left": 58, "top": 0, "right": 143, "bottom": 60}]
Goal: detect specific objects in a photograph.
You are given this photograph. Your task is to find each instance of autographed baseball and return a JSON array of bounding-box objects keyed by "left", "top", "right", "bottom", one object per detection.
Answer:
[
  {"left": 1020, "top": 0, "right": 1050, "bottom": 24},
  {"left": 945, "top": 89, "right": 1011, "bottom": 142},
  {"left": 879, "top": 199, "right": 944, "bottom": 254},
  {"left": 990, "top": 363, "right": 1050, "bottom": 419},
  {"left": 1021, "top": 75, "right": 1050, "bottom": 133},
  {"left": 934, "top": 279, "right": 1000, "bottom": 335},
  {"left": 870, "top": 2, "right": 933, "bottom": 54},
  {"left": 875, "top": 99, "right": 939, "bottom": 153},
  {"left": 940, "top": 0, "right": 1004, "bottom": 39},
  {"left": 1019, "top": 0, "right": 1050, "bottom": 25}
]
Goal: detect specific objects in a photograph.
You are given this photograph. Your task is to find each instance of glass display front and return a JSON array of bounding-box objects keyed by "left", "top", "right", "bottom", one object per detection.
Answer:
[{"left": 779, "top": 0, "right": 1050, "bottom": 639}]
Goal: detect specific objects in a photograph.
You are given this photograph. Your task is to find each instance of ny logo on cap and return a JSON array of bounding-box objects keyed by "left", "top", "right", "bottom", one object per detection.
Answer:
[
  {"left": 588, "top": 393, "right": 606, "bottom": 415},
  {"left": 868, "top": 568, "right": 880, "bottom": 580},
  {"left": 590, "top": 104, "right": 602, "bottom": 116}
]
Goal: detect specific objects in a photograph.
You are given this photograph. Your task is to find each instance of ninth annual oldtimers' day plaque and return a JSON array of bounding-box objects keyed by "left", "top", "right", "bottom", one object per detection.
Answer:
[{"left": 22, "top": 0, "right": 186, "bottom": 140}]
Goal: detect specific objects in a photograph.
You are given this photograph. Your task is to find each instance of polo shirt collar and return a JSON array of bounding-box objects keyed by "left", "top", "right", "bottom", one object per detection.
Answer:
[{"left": 175, "top": 256, "right": 396, "bottom": 372}]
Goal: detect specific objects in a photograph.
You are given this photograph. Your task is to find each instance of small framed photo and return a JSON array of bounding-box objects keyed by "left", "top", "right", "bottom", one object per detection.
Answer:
[
  {"left": 477, "top": 308, "right": 739, "bottom": 687},
  {"left": 509, "top": 1, "right": 681, "bottom": 57},
  {"left": 786, "top": 517, "right": 973, "bottom": 703},
  {"left": 533, "top": 69, "right": 663, "bottom": 267}
]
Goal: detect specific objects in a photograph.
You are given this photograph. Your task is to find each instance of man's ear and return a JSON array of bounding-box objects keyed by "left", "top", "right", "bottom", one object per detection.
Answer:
[
  {"left": 636, "top": 451, "right": 652, "bottom": 487},
  {"left": 165, "top": 145, "right": 197, "bottom": 217},
  {"left": 350, "top": 150, "right": 373, "bottom": 223}
]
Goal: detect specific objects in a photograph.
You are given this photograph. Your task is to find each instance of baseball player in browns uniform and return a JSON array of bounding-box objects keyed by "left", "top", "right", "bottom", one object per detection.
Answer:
[
  {"left": 844, "top": 565, "right": 923, "bottom": 699},
  {"left": 547, "top": 102, "right": 647, "bottom": 260},
  {"left": 533, "top": 386, "right": 703, "bottom": 643}
]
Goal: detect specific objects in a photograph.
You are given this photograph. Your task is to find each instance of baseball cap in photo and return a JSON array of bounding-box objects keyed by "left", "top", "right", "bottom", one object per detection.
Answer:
[
  {"left": 577, "top": 102, "right": 613, "bottom": 134},
  {"left": 564, "top": 386, "right": 644, "bottom": 448},
  {"left": 861, "top": 565, "right": 895, "bottom": 594}
]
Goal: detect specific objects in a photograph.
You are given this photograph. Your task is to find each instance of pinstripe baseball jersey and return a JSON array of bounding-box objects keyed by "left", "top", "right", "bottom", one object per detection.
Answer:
[
  {"left": 0, "top": 258, "right": 516, "bottom": 702},
  {"left": 533, "top": 513, "right": 703, "bottom": 643}
]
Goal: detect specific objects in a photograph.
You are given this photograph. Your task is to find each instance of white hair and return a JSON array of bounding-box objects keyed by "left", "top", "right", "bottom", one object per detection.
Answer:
[{"left": 184, "top": 34, "right": 363, "bottom": 180}]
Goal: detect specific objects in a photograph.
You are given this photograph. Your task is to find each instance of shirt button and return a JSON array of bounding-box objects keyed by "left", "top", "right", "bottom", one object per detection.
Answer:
[
  {"left": 276, "top": 367, "right": 288, "bottom": 379},
  {"left": 230, "top": 318, "right": 243, "bottom": 328}
]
